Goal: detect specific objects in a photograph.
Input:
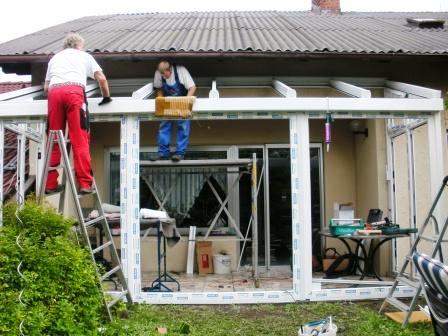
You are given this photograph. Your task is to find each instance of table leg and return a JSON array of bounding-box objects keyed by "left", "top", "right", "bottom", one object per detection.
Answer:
[
  {"left": 335, "top": 238, "right": 360, "bottom": 276},
  {"left": 369, "top": 237, "right": 394, "bottom": 281},
  {"left": 351, "top": 239, "right": 369, "bottom": 280}
]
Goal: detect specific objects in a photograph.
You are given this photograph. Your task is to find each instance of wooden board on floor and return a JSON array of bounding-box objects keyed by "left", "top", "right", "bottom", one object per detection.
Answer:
[{"left": 385, "top": 311, "right": 431, "bottom": 324}]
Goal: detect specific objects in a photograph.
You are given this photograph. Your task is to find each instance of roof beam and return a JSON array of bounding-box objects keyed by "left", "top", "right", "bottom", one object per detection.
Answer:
[
  {"left": 0, "top": 85, "right": 43, "bottom": 101},
  {"left": 384, "top": 88, "right": 407, "bottom": 98},
  {"left": 5, "top": 123, "right": 42, "bottom": 143},
  {"left": 330, "top": 80, "right": 371, "bottom": 98},
  {"left": 386, "top": 80, "right": 441, "bottom": 98},
  {"left": 132, "top": 82, "right": 154, "bottom": 99},
  {"left": 272, "top": 80, "right": 296, "bottom": 97},
  {"left": 209, "top": 80, "right": 219, "bottom": 98},
  {"left": 85, "top": 83, "right": 100, "bottom": 97}
]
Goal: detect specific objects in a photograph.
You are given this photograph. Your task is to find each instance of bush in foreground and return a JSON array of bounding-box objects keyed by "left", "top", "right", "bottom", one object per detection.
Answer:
[{"left": 0, "top": 200, "right": 104, "bottom": 335}]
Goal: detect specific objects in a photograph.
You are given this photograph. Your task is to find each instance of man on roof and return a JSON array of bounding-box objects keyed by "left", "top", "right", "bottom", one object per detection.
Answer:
[
  {"left": 44, "top": 32, "right": 112, "bottom": 194},
  {"left": 152, "top": 60, "right": 196, "bottom": 162}
]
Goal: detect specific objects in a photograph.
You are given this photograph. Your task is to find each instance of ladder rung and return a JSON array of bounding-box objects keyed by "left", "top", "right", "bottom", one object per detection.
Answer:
[
  {"left": 48, "top": 165, "right": 64, "bottom": 171},
  {"left": 77, "top": 190, "right": 98, "bottom": 198},
  {"left": 92, "top": 241, "right": 113, "bottom": 254},
  {"left": 101, "top": 265, "right": 121, "bottom": 281},
  {"left": 84, "top": 215, "right": 105, "bottom": 228},
  {"left": 106, "top": 290, "right": 129, "bottom": 308},
  {"left": 386, "top": 297, "right": 411, "bottom": 312},
  {"left": 53, "top": 138, "right": 70, "bottom": 143},
  {"left": 397, "top": 276, "right": 420, "bottom": 288}
]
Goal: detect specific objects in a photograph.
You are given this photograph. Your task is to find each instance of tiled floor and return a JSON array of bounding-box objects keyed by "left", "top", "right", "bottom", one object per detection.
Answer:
[
  {"left": 141, "top": 266, "right": 293, "bottom": 292},
  {"left": 140, "top": 268, "right": 394, "bottom": 292}
]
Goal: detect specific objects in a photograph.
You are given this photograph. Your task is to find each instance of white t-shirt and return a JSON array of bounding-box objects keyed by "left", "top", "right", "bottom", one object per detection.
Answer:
[
  {"left": 153, "top": 65, "right": 195, "bottom": 90},
  {"left": 45, "top": 48, "right": 102, "bottom": 87}
]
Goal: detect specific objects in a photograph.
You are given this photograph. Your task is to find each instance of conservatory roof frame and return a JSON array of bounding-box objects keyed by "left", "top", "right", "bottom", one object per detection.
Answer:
[
  {"left": 0, "top": 77, "right": 444, "bottom": 305},
  {"left": 0, "top": 77, "right": 443, "bottom": 123}
]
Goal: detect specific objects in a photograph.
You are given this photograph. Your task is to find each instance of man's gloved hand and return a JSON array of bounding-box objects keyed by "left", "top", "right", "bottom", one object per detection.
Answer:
[{"left": 98, "top": 97, "right": 112, "bottom": 106}]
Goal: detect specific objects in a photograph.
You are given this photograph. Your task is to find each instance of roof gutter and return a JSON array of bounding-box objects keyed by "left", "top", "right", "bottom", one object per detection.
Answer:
[{"left": 0, "top": 51, "right": 447, "bottom": 63}]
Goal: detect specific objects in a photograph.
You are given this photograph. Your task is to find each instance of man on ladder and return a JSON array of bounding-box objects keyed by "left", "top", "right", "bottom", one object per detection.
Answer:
[
  {"left": 41, "top": 33, "right": 132, "bottom": 319},
  {"left": 44, "top": 32, "right": 112, "bottom": 194}
]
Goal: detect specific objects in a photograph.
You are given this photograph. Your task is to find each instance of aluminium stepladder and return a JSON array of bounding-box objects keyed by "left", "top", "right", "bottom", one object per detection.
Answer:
[
  {"left": 379, "top": 176, "right": 448, "bottom": 327},
  {"left": 38, "top": 130, "right": 132, "bottom": 321}
]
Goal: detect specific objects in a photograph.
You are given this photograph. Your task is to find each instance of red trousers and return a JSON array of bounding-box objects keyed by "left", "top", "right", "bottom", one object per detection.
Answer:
[{"left": 46, "top": 85, "right": 92, "bottom": 190}]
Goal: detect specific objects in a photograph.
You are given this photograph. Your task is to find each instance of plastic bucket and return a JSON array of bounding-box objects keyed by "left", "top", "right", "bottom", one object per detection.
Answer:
[{"left": 213, "top": 254, "right": 231, "bottom": 274}]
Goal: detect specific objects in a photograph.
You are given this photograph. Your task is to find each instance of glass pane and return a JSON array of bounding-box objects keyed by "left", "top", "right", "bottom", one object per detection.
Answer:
[
  {"left": 268, "top": 148, "right": 292, "bottom": 266},
  {"left": 109, "top": 152, "right": 121, "bottom": 205},
  {"left": 239, "top": 148, "right": 265, "bottom": 266},
  {"left": 140, "top": 150, "right": 228, "bottom": 229},
  {"left": 310, "top": 147, "right": 322, "bottom": 260}
]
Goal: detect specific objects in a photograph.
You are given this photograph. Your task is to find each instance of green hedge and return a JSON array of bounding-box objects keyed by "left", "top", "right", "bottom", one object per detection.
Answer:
[{"left": 0, "top": 200, "right": 104, "bottom": 335}]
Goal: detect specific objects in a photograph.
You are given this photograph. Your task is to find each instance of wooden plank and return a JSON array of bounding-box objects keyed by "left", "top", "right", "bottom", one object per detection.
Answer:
[{"left": 385, "top": 311, "right": 431, "bottom": 324}]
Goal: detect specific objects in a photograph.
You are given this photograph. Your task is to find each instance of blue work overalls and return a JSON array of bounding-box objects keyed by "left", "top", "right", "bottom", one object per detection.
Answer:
[{"left": 157, "top": 65, "right": 191, "bottom": 158}]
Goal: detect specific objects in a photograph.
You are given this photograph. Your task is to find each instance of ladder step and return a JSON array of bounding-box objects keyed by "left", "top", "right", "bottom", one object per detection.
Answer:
[
  {"left": 106, "top": 290, "right": 129, "bottom": 308},
  {"left": 386, "top": 297, "right": 411, "bottom": 312},
  {"left": 101, "top": 265, "right": 121, "bottom": 281},
  {"left": 48, "top": 165, "right": 64, "bottom": 171},
  {"left": 77, "top": 190, "right": 98, "bottom": 198},
  {"left": 397, "top": 276, "right": 420, "bottom": 288},
  {"left": 84, "top": 215, "right": 105, "bottom": 228},
  {"left": 92, "top": 241, "right": 113, "bottom": 254},
  {"left": 420, "top": 235, "right": 448, "bottom": 243},
  {"left": 53, "top": 138, "right": 70, "bottom": 143}
]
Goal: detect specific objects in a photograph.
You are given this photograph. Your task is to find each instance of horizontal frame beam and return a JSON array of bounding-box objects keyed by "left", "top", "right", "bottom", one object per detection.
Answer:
[{"left": 0, "top": 97, "right": 443, "bottom": 121}]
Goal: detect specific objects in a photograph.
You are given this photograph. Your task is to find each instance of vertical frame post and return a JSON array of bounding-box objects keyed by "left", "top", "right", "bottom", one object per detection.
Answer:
[
  {"left": 35, "top": 121, "right": 46, "bottom": 195},
  {"left": 251, "top": 153, "right": 259, "bottom": 283},
  {"left": 0, "top": 121, "right": 4, "bottom": 226},
  {"left": 427, "top": 111, "right": 447, "bottom": 232},
  {"left": 120, "top": 116, "right": 141, "bottom": 298},
  {"left": 15, "top": 124, "right": 27, "bottom": 207},
  {"left": 289, "top": 114, "right": 312, "bottom": 300}
]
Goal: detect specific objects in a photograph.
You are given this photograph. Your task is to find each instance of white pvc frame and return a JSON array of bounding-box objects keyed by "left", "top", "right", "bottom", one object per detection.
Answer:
[{"left": 0, "top": 77, "right": 445, "bottom": 304}]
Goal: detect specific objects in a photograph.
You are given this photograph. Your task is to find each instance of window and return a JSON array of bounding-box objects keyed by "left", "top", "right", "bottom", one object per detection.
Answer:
[{"left": 109, "top": 148, "right": 229, "bottom": 228}]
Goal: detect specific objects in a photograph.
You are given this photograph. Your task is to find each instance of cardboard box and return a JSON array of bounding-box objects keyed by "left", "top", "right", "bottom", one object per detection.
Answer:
[
  {"left": 333, "top": 202, "right": 355, "bottom": 225},
  {"left": 196, "top": 241, "right": 213, "bottom": 274}
]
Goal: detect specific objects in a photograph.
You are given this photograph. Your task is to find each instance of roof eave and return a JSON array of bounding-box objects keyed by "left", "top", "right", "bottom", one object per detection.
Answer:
[{"left": 0, "top": 51, "right": 447, "bottom": 63}]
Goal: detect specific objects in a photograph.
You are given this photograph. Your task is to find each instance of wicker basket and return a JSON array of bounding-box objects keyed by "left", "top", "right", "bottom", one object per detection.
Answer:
[{"left": 155, "top": 96, "right": 196, "bottom": 119}]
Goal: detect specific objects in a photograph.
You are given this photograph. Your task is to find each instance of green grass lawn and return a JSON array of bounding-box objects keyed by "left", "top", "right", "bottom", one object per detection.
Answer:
[{"left": 105, "top": 301, "right": 434, "bottom": 336}]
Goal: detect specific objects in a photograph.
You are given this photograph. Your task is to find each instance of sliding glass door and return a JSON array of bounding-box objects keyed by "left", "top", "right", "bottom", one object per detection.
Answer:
[{"left": 239, "top": 144, "right": 323, "bottom": 268}]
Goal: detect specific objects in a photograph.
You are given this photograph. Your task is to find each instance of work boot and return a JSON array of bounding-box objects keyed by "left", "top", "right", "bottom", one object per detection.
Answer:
[
  {"left": 45, "top": 184, "right": 64, "bottom": 195},
  {"left": 79, "top": 187, "right": 94, "bottom": 195},
  {"left": 171, "top": 154, "right": 184, "bottom": 162}
]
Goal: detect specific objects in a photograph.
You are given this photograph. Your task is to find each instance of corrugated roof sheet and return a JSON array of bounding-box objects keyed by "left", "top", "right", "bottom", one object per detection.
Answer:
[{"left": 0, "top": 11, "right": 447, "bottom": 56}]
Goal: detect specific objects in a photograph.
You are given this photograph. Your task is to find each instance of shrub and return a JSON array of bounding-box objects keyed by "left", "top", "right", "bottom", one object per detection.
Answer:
[{"left": 0, "top": 200, "right": 104, "bottom": 335}]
